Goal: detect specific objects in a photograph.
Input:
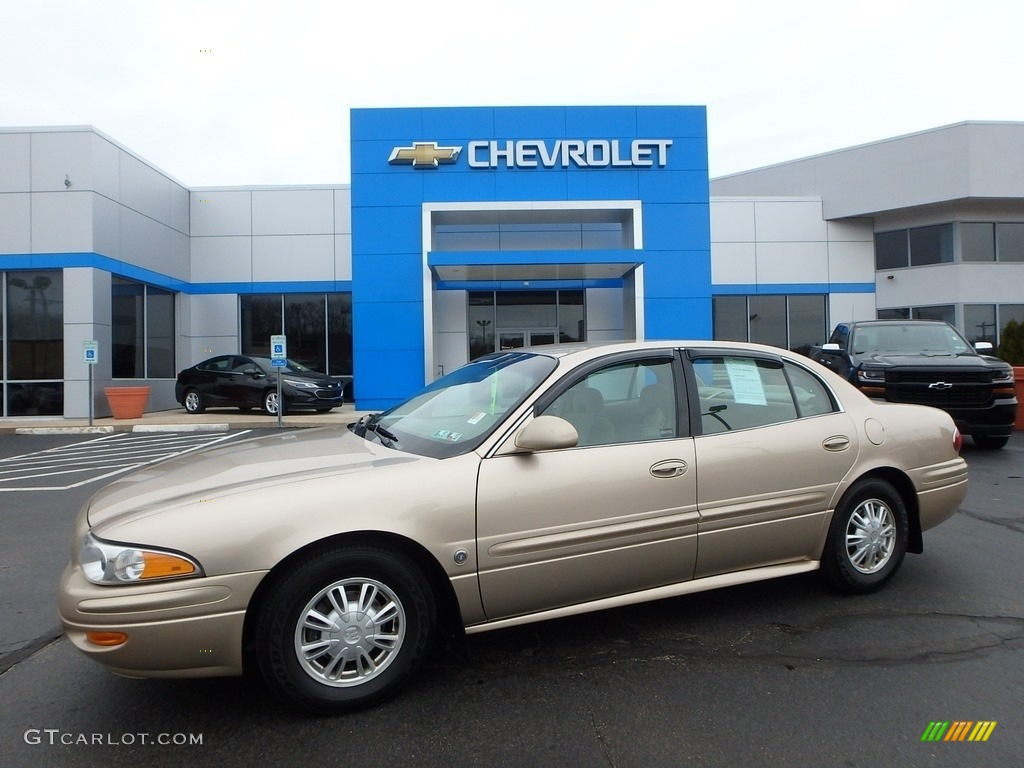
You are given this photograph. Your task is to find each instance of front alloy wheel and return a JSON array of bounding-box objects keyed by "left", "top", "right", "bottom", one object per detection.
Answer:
[
  {"left": 822, "top": 478, "right": 908, "bottom": 593},
  {"left": 256, "top": 545, "right": 435, "bottom": 713}
]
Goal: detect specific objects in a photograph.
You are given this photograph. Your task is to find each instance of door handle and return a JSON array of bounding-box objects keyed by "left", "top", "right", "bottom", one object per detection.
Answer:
[
  {"left": 650, "top": 459, "right": 688, "bottom": 478},
  {"left": 822, "top": 435, "right": 851, "bottom": 452}
]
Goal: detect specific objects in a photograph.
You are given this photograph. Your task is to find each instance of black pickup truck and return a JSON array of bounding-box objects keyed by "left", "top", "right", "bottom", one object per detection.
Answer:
[{"left": 810, "top": 319, "right": 1017, "bottom": 449}]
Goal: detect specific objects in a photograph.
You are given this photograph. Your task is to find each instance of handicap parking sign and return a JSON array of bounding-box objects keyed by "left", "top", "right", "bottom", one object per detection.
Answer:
[{"left": 270, "top": 334, "right": 287, "bottom": 361}]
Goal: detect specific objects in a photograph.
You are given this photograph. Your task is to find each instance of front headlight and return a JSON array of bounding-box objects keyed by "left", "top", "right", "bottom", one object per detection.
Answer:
[
  {"left": 80, "top": 533, "right": 203, "bottom": 585},
  {"left": 992, "top": 367, "right": 1014, "bottom": 384},
  {"left": 857, "top": 368, "right": 886, "bottom": 383},
  {"left": 283, "top": 379, "right": 317, "bottom": 389}
]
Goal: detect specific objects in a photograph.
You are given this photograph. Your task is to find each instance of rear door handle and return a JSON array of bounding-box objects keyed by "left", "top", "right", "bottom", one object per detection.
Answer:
[
  {"left": 823, "top": 436, "right": 851, "bottom": 452},
  {"left": 650, "top": 459, "right": 688, "bottom": 478}
]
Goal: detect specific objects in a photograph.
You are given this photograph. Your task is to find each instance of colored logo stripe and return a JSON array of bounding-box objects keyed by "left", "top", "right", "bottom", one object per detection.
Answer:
[{"left": 921, "top": 721, "right": 997, "bottom": 742}]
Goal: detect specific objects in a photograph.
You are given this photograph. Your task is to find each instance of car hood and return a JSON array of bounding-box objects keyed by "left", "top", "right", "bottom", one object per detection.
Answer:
[
  {"left": 86, "top": 427, "right": 420, "bottom": 529},
  {"left": 859, "top": 352, "right": 988, "bottom": 368}
]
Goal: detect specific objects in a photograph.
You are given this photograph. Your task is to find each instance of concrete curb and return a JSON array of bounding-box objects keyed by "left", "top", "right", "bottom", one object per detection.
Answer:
[
  {"left": 15, "top": 426, "right": 115, "bottom": 435},
  {"left": 133, "top": 424, "right": 231, "bottom": 433}
]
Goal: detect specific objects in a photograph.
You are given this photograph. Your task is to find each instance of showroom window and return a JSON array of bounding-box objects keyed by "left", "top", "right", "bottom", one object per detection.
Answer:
[
  {"left": 875, "top": 224, "right": 955, "bottom": 268},
  {"left": 887, "top": 221, "right": 1024, "bottom": 265},
  {"left": 469, "top": 290, "right": 584, "bottom": 360},
  {"left": 712, "top": 295, "right": 827, "bottom": 355},
  {"left": 112, "top": 278, "right": 176, "bottom": 378},
  {"left": 3, "top": 270, "right": 64, "bottom": 416},
  {"left": 964, "top": 303, "right": 1024, "bottom": 345},
  {"left": 240, "top": 293, "right": 352, "bottom": 375}
]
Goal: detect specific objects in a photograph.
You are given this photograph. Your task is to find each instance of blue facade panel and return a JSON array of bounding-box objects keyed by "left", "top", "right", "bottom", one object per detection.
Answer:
[{"left": 350, "top": 106, "right": 711, "bottom": 409}]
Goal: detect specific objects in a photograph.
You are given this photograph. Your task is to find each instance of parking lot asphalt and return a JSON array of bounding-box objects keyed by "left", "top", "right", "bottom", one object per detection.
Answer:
[{"left": 0, "top": 425, "right": 1021, "bottom": 767}]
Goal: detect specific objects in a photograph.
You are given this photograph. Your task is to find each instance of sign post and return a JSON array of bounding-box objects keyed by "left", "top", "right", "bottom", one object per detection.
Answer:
[
  {"left": 83, "top": 341, "right": 98, "bottom": 427},
  {"left": 270, "top": 335, "right": 287, "bottom": 429}
]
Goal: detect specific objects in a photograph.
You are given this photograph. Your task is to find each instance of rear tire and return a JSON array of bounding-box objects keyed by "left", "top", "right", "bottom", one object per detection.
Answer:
[
  {"left": 972, "top": 434, "right": 1008, "bottom": 450},
  {"left": 822, "top": 478, "right": 908, "bottom": 594},
  {"left": 255, "top": 545, "right": 436, "bottom": 714}
]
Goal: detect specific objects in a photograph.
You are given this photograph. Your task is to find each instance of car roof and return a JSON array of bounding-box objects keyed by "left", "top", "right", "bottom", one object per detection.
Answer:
[
  {"left": 512, "top": 339, "right": 807, "bottom": 365},
  {"left": 848, "top": 319, "right": 950, "bottom": 327}
]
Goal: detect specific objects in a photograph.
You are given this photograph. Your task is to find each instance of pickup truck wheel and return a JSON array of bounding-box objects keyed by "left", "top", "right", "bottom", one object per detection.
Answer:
[
  {"left": 972, "top": 435, "right": 1008, "bottom": 450},
  {"left": 822, "top": 479, "right": 907, "bottom": 594}
]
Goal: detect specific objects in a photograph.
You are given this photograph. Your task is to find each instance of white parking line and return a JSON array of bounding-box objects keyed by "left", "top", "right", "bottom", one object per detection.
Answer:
[{"left": 0, "top": 431, "right": 251, "bottom": 491}]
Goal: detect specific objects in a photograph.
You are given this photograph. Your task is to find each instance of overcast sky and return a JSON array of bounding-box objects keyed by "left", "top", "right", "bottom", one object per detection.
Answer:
[{"left": 3, "top": 0, "right": 1022, "bottom": 187}]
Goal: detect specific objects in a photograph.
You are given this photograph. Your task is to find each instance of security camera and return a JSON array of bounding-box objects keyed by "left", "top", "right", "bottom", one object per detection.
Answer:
[{"left": 64, "top": 175, "right": 71, "bottom": 188}]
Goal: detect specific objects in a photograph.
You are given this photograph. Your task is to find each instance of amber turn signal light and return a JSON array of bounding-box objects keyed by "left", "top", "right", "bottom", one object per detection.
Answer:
[{"left": 86, "top": 631, "right": 128, "bottom": 647}]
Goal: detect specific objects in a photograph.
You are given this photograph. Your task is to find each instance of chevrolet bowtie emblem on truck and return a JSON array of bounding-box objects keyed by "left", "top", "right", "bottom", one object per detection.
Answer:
[
  {"left": 388, "top": 142, "right": 461, "bottom": 169},
  {"left": 928, "top": 382, "right": 954, "bottom": 390}
]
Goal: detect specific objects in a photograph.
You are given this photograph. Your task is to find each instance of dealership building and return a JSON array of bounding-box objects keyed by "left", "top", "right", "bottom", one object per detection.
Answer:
[{"left": 1, "top": 106, "right": 1023, "bottom": 417}]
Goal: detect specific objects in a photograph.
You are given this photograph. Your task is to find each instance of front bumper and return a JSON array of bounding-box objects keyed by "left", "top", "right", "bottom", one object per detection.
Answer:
[
  {"left": 58, "top": 564, "right": 267, "bottom": 678},
  {"left": 946, "top": 401, "right": 1017, "bottom": 437},
  {"left": 284, "top": 388, "right": 344, "bottom": 409}
]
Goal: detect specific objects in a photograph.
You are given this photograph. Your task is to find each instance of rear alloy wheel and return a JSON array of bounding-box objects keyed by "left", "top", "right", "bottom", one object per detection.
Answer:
[
  {"left": 822, "top": 478, "right": 908, "bottom": 593},
  {"left": 972, "top": 434, "right": 1009, "bottom": 450},
  {"left": 183, "top": 389, "right": 205, "bottom": 414},
  {"left": 255, "top": 545, "right": 435, "bottom": 714},
  {"left": 263, "top": 390, "right": 285, "bottom": 416}
]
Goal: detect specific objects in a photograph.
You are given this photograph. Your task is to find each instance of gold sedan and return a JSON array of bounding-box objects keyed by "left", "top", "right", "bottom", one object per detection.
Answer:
[{"left": 58, "top": 341, "right": 967, "bottom": 713}]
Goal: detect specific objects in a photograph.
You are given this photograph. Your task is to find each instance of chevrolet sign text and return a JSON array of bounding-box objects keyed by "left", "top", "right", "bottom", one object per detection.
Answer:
[{"left": 466, "top": 139, "right": 672, "bottom": 169}]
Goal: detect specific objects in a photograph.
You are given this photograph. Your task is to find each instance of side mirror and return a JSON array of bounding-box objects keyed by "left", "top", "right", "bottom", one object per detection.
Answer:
[
  {"left": 513, "top": 415, "right": 579, "bottom": 452},
  {"left": 974, "top": 341, "right": 993, "bottom": 352}
]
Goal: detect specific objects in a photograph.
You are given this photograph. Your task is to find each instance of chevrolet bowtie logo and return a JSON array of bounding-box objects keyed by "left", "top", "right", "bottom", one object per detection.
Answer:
[{"left": 388, "top": 142, "right": 461, "bottom": 169}]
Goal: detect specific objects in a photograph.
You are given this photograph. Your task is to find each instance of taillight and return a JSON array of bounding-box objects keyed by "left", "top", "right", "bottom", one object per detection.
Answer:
[{"left": 953, "top": 428, "right": 963, "bottom": 454}]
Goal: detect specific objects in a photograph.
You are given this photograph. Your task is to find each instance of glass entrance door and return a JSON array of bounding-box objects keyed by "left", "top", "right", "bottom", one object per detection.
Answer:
[{"left": 497, "top": 329, "right": 558, "bottom": 350}]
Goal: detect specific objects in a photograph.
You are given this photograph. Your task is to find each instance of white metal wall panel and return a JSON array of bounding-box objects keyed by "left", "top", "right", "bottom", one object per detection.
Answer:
[
  {"left": 0, "top": 132, "right": 30, "bottom": 192},
  {"left": 190, "top": 190, "right": 252, "bottom": 236},
  {"left": 710, "top": 242, "right": 756, "bottom": 284},
  {"left": 710, "top": 199, "right": 756, "bottom": 242},
  {"left": 31, "top": 191, "right": 92, "bottom": 252},
  {"left": 251, "top": 189, "right": 334, "bottom": 236},
  {"left": 252, "top": 234, "right": 333, "bottom": 282},
  {"left": 755, "top": 241, "right": 829, "bottom": 284},
  {"left": 30, "top": 131, "right": 95, "bottom": 192},
  {"left": 190, "top": 236, "right": 253, "bottom": 283},
  {"left": 0, "top": 193, "right": 30, "bottom": 252}
]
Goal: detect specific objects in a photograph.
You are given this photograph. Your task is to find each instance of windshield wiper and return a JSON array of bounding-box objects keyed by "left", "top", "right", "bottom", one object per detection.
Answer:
[{"left": 355, "top": 413, "right": 398, "bottom": 447}]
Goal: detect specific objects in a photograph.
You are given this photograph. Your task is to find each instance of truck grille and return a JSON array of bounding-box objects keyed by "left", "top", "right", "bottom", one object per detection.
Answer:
[{"left": 885, "top": 369, "right": 993, "bottom": 407}]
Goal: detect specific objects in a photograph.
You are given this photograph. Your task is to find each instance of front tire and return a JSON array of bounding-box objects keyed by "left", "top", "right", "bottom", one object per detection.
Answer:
[
  {"left": 255, "top": 545, "right": 436, "bottom": 714},
  {"left": 263, "top": 390, "right": 285, "bottom": 416},
  {"left": 822, "top": 478, "right": 908, "bottom": 594},
  {"left": 183, "top": 389, "right": 205, "bottom": 414}
]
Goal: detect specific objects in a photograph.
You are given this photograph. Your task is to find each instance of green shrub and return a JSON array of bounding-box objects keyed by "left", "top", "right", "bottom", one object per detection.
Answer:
[{"left": 997, "top": 319, "right": 1024, "bottom": 366}]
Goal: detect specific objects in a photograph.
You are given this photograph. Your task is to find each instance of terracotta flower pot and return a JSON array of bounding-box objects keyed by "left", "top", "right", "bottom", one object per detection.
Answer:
[{"left": 104, "top": 386, "right": 151, "bottom": 420}]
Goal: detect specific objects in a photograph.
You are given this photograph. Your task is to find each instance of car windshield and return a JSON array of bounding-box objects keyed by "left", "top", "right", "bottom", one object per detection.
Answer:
[
  {"left": 852, "top": 324, "right": 973, "bottom": 356},
  {"left": 249, "top": 357, "right": 318, "bottom": 375},
  {"left": 358, "top": 352, "right": 558, "bottom": 459}
]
